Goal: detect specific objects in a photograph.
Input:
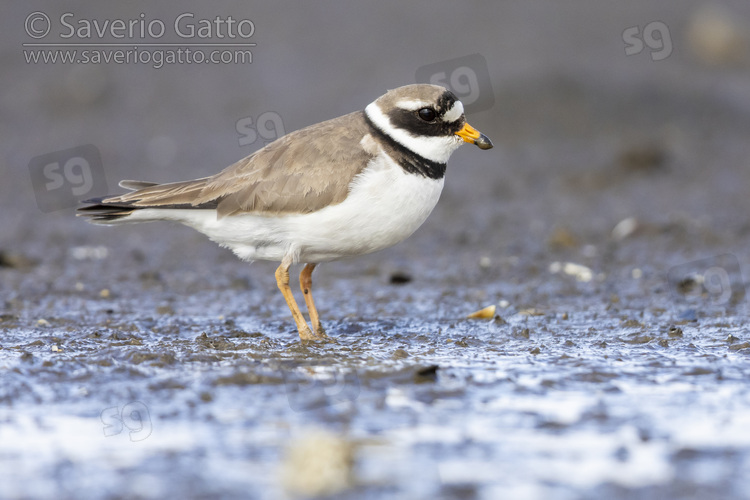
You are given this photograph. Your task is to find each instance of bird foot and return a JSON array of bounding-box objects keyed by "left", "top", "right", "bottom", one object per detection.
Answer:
[
  {"left": 298, "top": 326, "right": 327, "bottom": 341},
  {"left": 313, "top": 326, "right": 327, "bottom": 338}
]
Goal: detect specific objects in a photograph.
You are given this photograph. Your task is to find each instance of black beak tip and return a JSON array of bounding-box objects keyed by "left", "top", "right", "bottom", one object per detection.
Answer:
[{"left": 475, "top": 134, "right": 493, "bottom": 150}]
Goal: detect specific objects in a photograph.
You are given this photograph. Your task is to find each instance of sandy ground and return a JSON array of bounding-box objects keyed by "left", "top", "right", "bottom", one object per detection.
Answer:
[{"left": 3, "top": 1, "right": 750, "bottom": 499}]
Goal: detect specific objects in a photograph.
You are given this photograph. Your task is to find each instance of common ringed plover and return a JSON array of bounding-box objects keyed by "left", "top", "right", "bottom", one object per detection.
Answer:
[{"left": 78, "top": 84, "right": 493, "bottom": 340}]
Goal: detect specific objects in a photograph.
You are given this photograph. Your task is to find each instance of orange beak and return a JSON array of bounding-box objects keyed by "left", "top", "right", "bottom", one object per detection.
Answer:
[{"left": 455, "top": 122, "right": 493, "bottom": 150}]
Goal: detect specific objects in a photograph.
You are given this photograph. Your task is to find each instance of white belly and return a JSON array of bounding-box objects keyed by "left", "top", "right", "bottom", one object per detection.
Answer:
[{"left": 160, "top": 154, "right": 444, "bottom": 263}]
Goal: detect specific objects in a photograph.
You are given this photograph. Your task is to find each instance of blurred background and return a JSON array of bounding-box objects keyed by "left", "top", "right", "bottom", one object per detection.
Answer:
[
  {"left": 4, "top": 0, "right": 750, "bottom": 255},
  {"left": 2, "top": 1, "right": 750, "bottom": 499}
]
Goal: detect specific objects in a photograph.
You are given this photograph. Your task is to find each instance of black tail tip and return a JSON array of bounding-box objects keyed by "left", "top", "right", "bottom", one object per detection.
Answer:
[{"left": 77, "top": 200, "right": 135, "bottom": 222}]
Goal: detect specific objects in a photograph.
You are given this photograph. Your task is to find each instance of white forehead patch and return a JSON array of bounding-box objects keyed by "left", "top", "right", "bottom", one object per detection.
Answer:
[
  {"left": 442, "top": 100, "right": 464, "bottom": 123},
  {"left": 395, "top": 99, "right": 432, "bottom": 111}
]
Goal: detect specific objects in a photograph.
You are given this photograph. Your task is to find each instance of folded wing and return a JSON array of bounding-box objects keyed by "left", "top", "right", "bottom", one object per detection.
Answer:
[{"left": 80, "top": 111, "right": 375, "bottom": 220}]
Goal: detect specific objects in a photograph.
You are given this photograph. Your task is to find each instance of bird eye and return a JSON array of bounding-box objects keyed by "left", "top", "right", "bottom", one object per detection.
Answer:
[{"left": 417, "top": 108, "right": 437, "bottom": 122}]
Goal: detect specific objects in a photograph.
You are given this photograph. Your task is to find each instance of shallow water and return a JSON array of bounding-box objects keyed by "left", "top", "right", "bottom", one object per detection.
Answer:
[{"left": 3, "top": 238, "right": 750, "bottom": 499}]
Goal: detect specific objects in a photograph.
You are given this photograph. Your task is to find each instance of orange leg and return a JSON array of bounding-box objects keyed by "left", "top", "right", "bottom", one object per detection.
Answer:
[
  {"left": 275, "top": 258, "right": 316, "bottom": 340},
  {"left": 300, "top": 263, "right": 327, "bottom": 338}
]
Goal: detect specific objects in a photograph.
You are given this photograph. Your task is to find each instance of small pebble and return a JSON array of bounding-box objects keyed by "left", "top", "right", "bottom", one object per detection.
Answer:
[
  {"left": 687, "top": 5, "right": 748, "bottom": 66},
  {"left": 549, "top": 261, "right": 593, "bottom": 282},
  {"left": 389, "top": 271, "right": 412, "bottom": 285},
  {"left": 281, "top": 430, "right": 354, "bottom": 497},
  {"left": 611, "top": 217, "right": 638, "bottom": 241},
  {"left": 467, "top": 305, "right": 496, "bottom": 320}
]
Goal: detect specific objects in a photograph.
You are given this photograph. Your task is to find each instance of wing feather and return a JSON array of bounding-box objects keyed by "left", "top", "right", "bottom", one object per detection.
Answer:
[
  {"left": 89, "top": 111, "right": 376, "bottom": 217},
  {"left": 196, "top": 111, "right": 375, "bottom": 217}
]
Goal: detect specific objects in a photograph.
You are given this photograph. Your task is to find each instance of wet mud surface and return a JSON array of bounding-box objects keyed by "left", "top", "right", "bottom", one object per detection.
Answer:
[
  {"left": 4, "top": 244, "right": 750, "bottom": 500},
  {"left": 4, "top": 1, "right": 750, "bottom": 499}
]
